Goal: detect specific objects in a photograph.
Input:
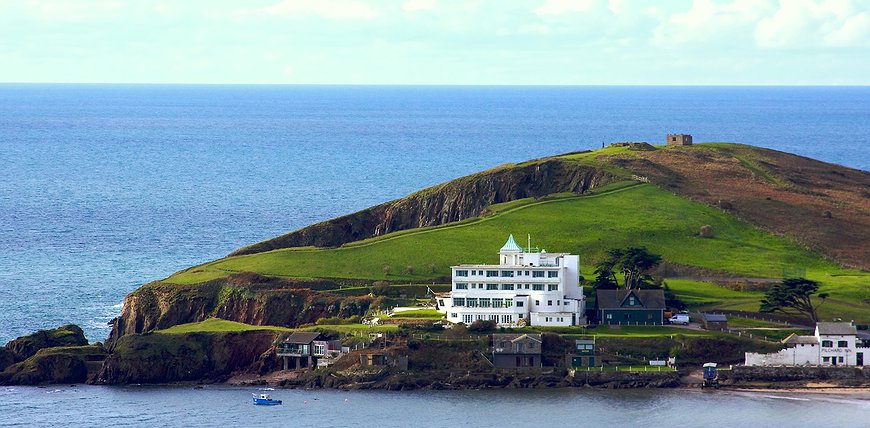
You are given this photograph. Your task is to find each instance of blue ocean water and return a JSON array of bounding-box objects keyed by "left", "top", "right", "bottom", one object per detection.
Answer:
[
  {"left": 1, "top": 85, "right": 869, "bottom": 343},
  {"left": 1, "top": 385, "right": 868, "bottom": 427}
]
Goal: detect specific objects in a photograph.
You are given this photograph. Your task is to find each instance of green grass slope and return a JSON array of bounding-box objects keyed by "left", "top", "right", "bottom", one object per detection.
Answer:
[{"left": 165, "top": 182, "right": 868, "bottom": 321}]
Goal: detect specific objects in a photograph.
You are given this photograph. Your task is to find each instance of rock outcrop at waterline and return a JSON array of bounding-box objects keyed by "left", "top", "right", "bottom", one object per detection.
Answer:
[
  {"left": 230, "top": 157, "right": 615, "bottom": 255},
  {"left": 106, "top": 273, "right": 373, "bottom": 344},
  {"left": 95, "top": 330, "right": 277, "bottom": 385}
]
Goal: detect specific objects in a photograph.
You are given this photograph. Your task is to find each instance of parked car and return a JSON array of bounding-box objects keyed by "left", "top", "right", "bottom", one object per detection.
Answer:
[{"left": 669, "top": 314, "right": 690, "bottom": 325}]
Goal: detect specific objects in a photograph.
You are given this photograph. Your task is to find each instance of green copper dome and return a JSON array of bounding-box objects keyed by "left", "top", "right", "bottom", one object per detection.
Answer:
[{"left": 500, "top": 234, "right": 523, "bottom": 252}]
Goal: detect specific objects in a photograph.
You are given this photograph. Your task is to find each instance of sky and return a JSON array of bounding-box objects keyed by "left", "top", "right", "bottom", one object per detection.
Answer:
[{"left": 1, "top": 0, "right": 869, "bottom": 85}]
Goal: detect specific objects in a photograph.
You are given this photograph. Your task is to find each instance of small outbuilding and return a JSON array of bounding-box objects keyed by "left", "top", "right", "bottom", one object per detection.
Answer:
[
  {"left": 701, "top": 313, "right": 728, "bottom": 331},
  {"left": 666, "top": 134, "right": 693, "bottom": 145},
  {"left": 492, "top": 333, "right": 542, "bottom": 369}
]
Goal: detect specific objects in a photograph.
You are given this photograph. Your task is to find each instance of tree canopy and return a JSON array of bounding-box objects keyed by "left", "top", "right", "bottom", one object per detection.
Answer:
[
  {"left": 759, "top": 277, "right": 828, "bottom": 322},
  {"left": 593, "top": 247, "right": 662, "bottom": 289}
]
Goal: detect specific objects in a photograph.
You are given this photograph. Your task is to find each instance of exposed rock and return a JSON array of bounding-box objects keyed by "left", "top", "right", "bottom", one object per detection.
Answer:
[
  {"left": 720, "top": 365, "right": 870, "bottom": 387},
  {"left": 95, "top": 330, "right": 277, "bottom": 384},
  {"left": 106, "top": 274, "right": 372, "bottom": 345}
]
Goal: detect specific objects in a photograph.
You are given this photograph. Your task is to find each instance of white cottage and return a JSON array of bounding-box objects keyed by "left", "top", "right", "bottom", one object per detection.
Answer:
[
  {"left": 745, "top": 321, "right": 865, "bottom": 366},
  {"left": 435, "top": 235, "right": 585, "bottom": 327}
]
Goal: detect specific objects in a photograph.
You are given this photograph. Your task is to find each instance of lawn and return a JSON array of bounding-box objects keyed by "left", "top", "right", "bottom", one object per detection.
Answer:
[{"left": 389, "top": 309, "right": 444, "bottom": 319}]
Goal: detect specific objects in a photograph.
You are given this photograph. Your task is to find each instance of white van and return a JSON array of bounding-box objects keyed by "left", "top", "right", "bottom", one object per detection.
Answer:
[{"left": 669, "top": 314, "right": 690, "bottom": 325}]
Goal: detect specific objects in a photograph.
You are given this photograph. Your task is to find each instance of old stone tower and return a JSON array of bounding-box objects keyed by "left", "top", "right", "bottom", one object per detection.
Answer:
[{"left": 666, "top": 134, "right": 693, "bottom": 145}]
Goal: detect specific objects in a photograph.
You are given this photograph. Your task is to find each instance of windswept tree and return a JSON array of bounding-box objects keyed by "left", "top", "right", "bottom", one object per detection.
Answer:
[
  {"left": 760, "top": 277, "right": 828, "bottom": 322},
  {"left": 594, "top": 247, "right": 662, "bottom": 289}
]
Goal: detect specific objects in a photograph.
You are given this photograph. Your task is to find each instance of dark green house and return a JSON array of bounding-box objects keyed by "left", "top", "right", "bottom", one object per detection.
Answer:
[{"left": 596, "top": 289, "right": 665, "bottom": 325}]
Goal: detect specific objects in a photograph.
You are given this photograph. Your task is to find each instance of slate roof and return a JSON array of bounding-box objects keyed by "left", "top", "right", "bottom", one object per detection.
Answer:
[
  {"left": 782, "top": 333, "right": 819, "bottom": 345},
  {"left": 596, "top": 289, "right": 665, "bottom": 310},
  {"left": 281, "top": 332, "right": 321, "bottom": 344},
  {"left": 702, "top": 313, "right": 728, "bottom": 322},
  {"left": 492, "top": 333, "right": 542, "bottom": 343},
  {"left": 816, "top": 322, "right": 857, "bottom": 336}
]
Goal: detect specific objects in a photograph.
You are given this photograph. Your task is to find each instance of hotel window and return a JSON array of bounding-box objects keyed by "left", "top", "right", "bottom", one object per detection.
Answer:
[
  {"left": 515, "top": 301, "right": 523, "bottom": 307},
  {"left": 486, "top": 270, "right": 499, "bottom": 277},
  {"left": 502, "top": 315, "right": 512, "bottom": 323},
  {"left": 438, "top": 299, "right": 445, "bottom": 306},
  {"left": 453, "top": 298, "right": 465, "bottom": 306},
  {"left": 838, "top": 341, "right": 848, "bottom": 348},
  {"left": 525, "top": 271, "right": 530, "bottom": 276},
  {"left": 533, "top": 284, "right": 544, "bottom": 291},
  {"left": 456, "top": 270, "right": 468, "bottom": 277},
  {"left": 516, "top": 271, "right": 522, "bottom": 276},
  {"left": 492, "top": 298, "right": 503, "bottom": 308},
  {"left": 548, "top": 284, "right": 558, "bottom": 291},
  {"left": 490, "top": 315, "right": 499, "bottom": 321},
  {"left": 535, "top": 300, "right": 540, "bottom": 305},
  {"left": 823, "top": 356, "right": 830, "bottom": 363},
  {"left": 501, "top": 284, "right": 514, "bottom": 291},
  {"left": 476, "top": 315, "right": 484, "bottom": 321},
  {"left": 822, "top": 340, "right": 833, "bottom": 347},
  {"left": 463, "top": 315, "right": 473, "bottom": 324},
  {"left": 564, "top": 301, "right": 569, "bottom": 306},
  {"left": 548, "top": 300, "right": 552, "bottom": 306},
  {"left": 501, "top": 270, "right": 514, "bottom": 277},
  {"left": 505, "top": 300, "right": 513, "bottom": 308},
  {"left": 486, "top": 283, "right": 499, "bottom": 290},
  {"left": 556, "top": 301, "right": 560, "bottom": 306},
  {"left": 455, "top": 283, "right": 468, "bottom": 290},
  {"left": 532, "top": 271, "right": 545, "bottom": 278},
  {"left": 466, "top": 298, "right": 478, "bottom": 307},
  {"left": 548, "top": 271, "right": 559, "bottom": 278},
  {"left": 479, "top": 298, "right": 491, "bottom": 308},
  {"left": 838, "top": 357, "right": 844, "bottom": 363},
  {"left": 450, "top": 313, "right": 457, "bottom": 318}
]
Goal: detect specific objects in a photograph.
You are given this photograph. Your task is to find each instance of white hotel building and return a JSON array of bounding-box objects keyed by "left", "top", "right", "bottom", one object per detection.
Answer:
[{"left": 435, "top": 235, "right": 586, "bottom": 327}]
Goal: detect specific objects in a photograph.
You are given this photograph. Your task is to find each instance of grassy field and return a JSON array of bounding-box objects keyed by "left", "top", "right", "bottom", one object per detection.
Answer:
[
  {"left": 156, "top": 318, "right": 294, "bottom": 334},
  {"left": 168, "top": 184, "right": 857, "bottom": 282}
]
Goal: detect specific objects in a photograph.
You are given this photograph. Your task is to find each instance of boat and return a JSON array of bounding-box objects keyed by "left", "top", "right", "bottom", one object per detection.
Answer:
[{"left": 252, "top": 393, "right": 283, "bottom": 405}]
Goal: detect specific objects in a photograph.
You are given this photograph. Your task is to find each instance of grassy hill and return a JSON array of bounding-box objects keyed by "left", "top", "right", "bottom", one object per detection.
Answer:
[{"left": 146, "top": 143, "right": 869, "bottom": 325}]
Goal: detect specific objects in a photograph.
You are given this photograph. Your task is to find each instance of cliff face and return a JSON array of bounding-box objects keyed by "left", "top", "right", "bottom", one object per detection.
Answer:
[
  {"left": 0, "top": 345, "right": 107, "bottom": 385},
  {"left": 107, "top": 273, "right": 372, "bottom": 345},
  {"left": 95, "top": 330, "right": 277, "bottom": 385},
  {"left": 231, "top": 157, "right": 615, "bottom": 255}
]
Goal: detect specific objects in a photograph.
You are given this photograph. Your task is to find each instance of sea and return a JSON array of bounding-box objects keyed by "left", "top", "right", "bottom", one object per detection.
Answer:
[{"left": 1, "top": 85, "right": 869, "bottom": 424}]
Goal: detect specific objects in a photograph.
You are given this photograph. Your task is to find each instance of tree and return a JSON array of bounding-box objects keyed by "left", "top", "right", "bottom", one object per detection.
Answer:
[
  {"left": 760, "top": 278, "right": 829, "bottom": 322},
  {"left": 593, "top": 247, "right": 662, "bottom": 289}
]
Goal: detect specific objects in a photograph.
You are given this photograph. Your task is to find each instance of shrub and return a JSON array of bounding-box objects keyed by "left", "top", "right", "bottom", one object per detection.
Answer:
[
  {"left": 383, "top": 265, "right": 391, "bottom": 276},
  {"left": 468, "top": 320, "right": 497, "bottom": 332},
  {"left": 428, "top": 263, "right": 437, "bottom": 274},
  {"left": 404, "top": 265, "right": 415, "bottom": 275},
  {"left": 699, "top": 224, "right": 715, "bottom": 238}
]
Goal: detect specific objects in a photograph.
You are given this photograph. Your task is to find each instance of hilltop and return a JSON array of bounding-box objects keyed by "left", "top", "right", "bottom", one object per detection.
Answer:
[{"left": 101, "top": 142, "right": 870, "bottom": 341}]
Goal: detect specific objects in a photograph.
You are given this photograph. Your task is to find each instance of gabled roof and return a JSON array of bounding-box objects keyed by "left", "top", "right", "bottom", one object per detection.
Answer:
[
  {"left": 782, "top": 334, "right": 818, "bottom": 345},
  {"left": 492, "top": 333, "right": 542, "bottom": 343},
  {"left": 596, "top": 289, "right": 665, "bottom": 310},
  {"left": 816, "top": 322, "right": 857, "bottom": 336},
  {"left": 500, "top": 234, "right": 523, "bottom": 253},
  {"left": 281, "top": 332, "right": 321, "bottom": 344}
]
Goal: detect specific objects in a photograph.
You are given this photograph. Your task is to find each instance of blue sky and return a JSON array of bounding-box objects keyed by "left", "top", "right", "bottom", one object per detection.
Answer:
[{"left": 1, "top": 0, "right": 869, "bottom": 84}]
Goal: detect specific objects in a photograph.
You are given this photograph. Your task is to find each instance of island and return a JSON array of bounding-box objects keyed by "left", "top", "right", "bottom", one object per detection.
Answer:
[{"left": 3, "top": 140, "right": 869, "bottom": 390}]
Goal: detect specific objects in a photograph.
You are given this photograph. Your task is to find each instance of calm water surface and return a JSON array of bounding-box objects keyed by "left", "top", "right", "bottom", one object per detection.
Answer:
[{"left": 2, "top": 385, "right": 869, "bottom": 427}]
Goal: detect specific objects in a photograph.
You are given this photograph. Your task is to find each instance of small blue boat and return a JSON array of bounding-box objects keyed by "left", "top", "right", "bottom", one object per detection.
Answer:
[{"left": 252, "top": 393, "right": 282, "bottom": 405}]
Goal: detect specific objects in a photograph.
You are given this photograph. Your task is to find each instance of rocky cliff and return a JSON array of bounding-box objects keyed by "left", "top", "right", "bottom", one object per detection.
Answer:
[
  {"left": 107, "top": 272, "right": 373, "bottom": 345},
  {"left": 95, "top": 330, "right": 277, "bottom": 385},
  {"left": 231, "top": 157, "right": 616, "bottom": 255},
  {"left": 4, "top": 324, "right": 89, "bottom": 363}
]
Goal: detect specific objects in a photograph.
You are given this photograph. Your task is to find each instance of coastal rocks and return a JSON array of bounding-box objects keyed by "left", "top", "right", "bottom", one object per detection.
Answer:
[
  {"left": 720, "top": 366, "right": 870, "bottom": 387},
  {"left": 95, "top": 330, "right": 277, "bottom": 384},
  {"left": 231, "top": 159, "right": 615, "bottom": 255},
  {"left": 0, "top": 345, "right": 107, "bottom": 385},
  {"left": 107, "top": 275, "right": 371, "bottom": 343},
  {"left": 4, "top": 324, "right": 88, "bottom": 362}
]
